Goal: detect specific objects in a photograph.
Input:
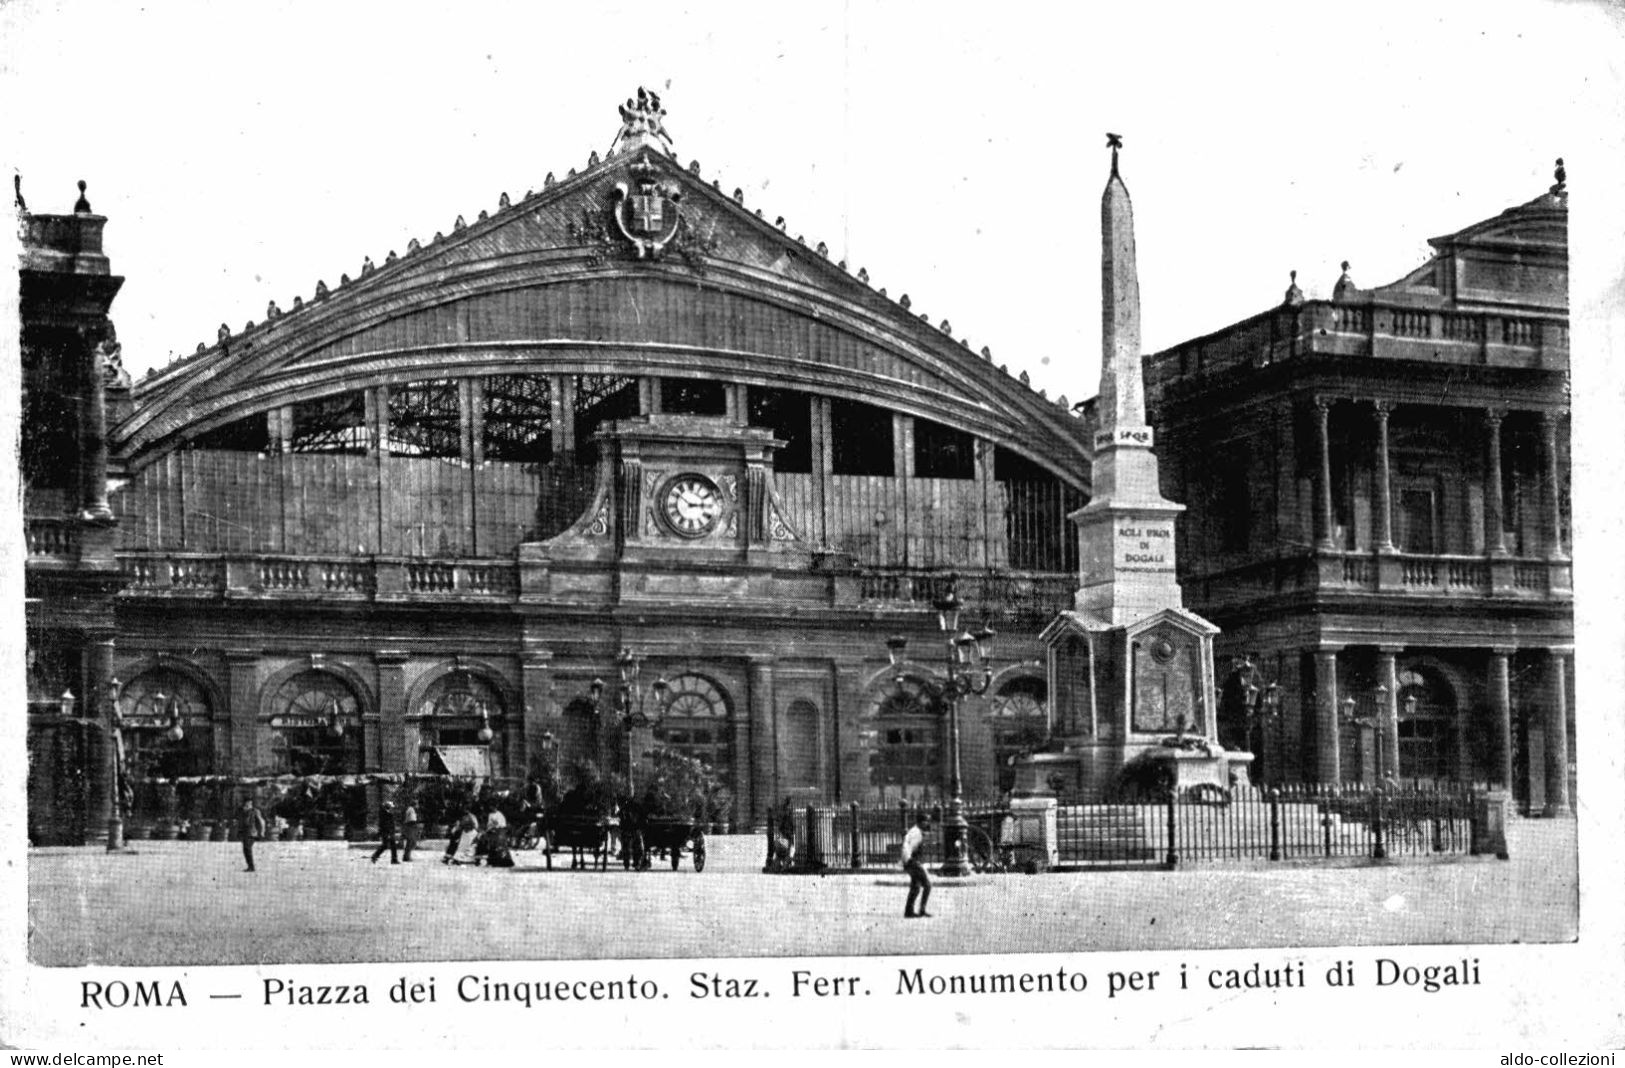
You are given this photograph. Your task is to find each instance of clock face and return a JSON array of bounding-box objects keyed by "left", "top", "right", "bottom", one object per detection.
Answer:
[{"left": 661, "top": 474, "right": 722, "bottom": 538}]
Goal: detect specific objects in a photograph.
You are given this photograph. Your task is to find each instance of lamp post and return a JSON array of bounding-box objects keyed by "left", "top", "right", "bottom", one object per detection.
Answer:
[
  {"left": 1237, "top": 657, "right": 1283, "bottom": 784},
  {"left": 884, "top": 582, "right": 996, "bottom": 877},
  {"left": 586, "top": 649, "right": 669, "bottom": 795},
  {"left": 1341, "top": 685, "right": 1389, "bottom": 860}
]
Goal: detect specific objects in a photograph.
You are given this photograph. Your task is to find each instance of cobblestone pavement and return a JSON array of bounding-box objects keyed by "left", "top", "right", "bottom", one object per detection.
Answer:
[{"left": 26, "top": 818, "right": 1576, "bottom": 967}]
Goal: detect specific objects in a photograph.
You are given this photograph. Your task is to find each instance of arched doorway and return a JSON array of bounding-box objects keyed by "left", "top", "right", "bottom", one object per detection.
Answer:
[
  {"left": 871, "top": 676, "right": 944, "bottom": 801},
  {"left": 988, "top": 677, "right": 1048, "bottom": 793},
  {"left": 1395, "top": 667, "right": 1455, "bottom": 783},
  {"left": 655, "top": 674, "right": 734, "bottom": 789},
  {"left": 118, "top": 668, "right": 217, "bottom": 827},
  {"left": 414, "top": 670, "right": 507, "bottom": 777},
  {"left": 268, "top": 670, "right": 364, "bottom": 776}
]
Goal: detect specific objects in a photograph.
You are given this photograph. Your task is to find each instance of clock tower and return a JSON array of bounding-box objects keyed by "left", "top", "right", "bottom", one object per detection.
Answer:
[{"left": 518, "top": 411, "right": 809, "bottom": 604}]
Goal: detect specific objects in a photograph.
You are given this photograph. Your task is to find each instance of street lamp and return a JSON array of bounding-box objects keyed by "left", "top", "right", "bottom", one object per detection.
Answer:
[
  {"left": 883, "top": 581, "right": 996, "bottom": 877},
  {"left": 1340, "top": 684, "right": 1389, "bottom": 860},
  {"left": 324, "top": 698, "right": 345, "bottom": 739},
  {"left": 586, "top": 649, "right": 669, "bottom": 794},
  {"left": 476, "top": 701, "right": 494, "bottom": 745},
  {"left": 1237, "top": 657, "right": 1283, "bottom": 783}
]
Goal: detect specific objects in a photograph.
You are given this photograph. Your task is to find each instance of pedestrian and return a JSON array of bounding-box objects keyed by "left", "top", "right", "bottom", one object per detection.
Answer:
[
  {"left": 371, "top": 800, "right": 400, "bottom": 864},
  {"left": 236, "top": 797, "right": 266, "bottom": 873},
  {"left": 401, "top": 800, "right": 419, "bottom": 862},
  {"left": 902, "top": 811, "right": 932, "bottom": 918},
  {"left": 485, "top": 803, "right": 508, "bottom": 855}
]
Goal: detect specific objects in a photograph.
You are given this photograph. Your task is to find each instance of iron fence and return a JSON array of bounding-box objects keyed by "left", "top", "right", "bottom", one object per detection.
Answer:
[
  {"left": 768, "top": 800, "right": 1012, "bottom": 872},
  {"left": 767, "top": 784, "right": 1488, "bottom": 873}
]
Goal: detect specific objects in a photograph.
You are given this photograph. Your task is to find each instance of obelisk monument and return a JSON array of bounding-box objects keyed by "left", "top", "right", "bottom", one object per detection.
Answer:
[
  {"left": 1071, "top": 134, "right": 1186, "bottom": 626},
  {"left": 1025, "top": 137, "right": 1237, "bottom": 803}
]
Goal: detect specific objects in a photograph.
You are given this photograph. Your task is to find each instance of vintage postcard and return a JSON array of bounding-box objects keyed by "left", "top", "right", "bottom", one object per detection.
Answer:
[{"left": 3, "top": 0, "right": 1622, "bottom": 1051}]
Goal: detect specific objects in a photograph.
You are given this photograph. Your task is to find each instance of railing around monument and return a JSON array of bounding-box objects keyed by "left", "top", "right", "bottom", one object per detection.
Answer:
[
  {"left": 769, "top": 785, "right": 1485, "bottom": 872},
  {"left": 1064, "top": 784, "right": 1480, "bottom": 866},
  {"left": 770, "top": 799, "right": 1012, "bottom": 871}
]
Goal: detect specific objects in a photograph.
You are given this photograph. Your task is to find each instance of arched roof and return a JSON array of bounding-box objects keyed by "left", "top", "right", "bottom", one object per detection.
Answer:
[{"left": 117, "top": 145, "right": 1091, "bottom": 488}]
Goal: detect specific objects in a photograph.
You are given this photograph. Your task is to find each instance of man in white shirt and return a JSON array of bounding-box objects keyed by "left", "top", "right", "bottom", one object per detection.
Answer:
[{"left": 901, "top": 813, "right": 933, "bottom": 918}]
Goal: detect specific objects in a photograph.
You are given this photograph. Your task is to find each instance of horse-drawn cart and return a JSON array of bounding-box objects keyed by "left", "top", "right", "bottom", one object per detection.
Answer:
[
  {"left": 624, "top": 815, "right": 706, "bottom": 872},
  {"left": 542, "top": 813, "right": 613, "bottom": 871}
]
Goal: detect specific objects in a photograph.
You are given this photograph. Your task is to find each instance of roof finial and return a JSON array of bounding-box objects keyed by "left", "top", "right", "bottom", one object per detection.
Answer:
[
  {"left": 1106, "top": 132, "right": 1123, "bottom": 178},
  {"left": 610, "top": 86, "right": 674, "bottom": 156},
  {"left": 74, "top": 179, "right": 91, "bottom": 213},
  {"left": 1333, "top": 261, "right": 1356, "bottom": 302},
  {"left": 13, "top": 172, "right": 25, "bottom": 212},
  {"left": 1283, "top": 269, "right": 1304, "bottom": 307},
  {"left": 1551, "top": 157, "right": 1566, "bottom": 195}
]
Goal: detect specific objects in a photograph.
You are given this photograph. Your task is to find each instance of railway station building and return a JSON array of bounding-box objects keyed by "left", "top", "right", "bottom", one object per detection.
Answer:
[{"left": 21, "top": 95, "right": 1572, "bottom": 843}]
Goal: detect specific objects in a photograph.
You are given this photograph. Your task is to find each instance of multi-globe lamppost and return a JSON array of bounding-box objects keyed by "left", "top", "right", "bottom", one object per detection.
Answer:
[
  {"left": 1236, "top": 658, "right": 1282, "bottom": 783},
  {"left": 884, "top": 584, "right": 996, "bottom": 878},
  {"left": 62, "top": 679, "right": 183, "bottom": 850},
  {"left": 587, "top": 648, "right": 669, "bottom": 795},
  {"left": 1340, "top": 684, "right": 1410, "bottom": 860}
]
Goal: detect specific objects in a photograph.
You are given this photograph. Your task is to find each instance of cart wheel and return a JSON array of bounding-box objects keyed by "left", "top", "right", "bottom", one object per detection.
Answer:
[{"left": 692, "top": 834, "right": 707, "bottom": 873}]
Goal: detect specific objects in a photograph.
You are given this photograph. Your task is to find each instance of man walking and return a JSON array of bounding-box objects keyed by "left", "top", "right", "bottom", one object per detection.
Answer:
[
  {"left": 237, "top": 797, "right": 266, "bottom": 873},
  {"left": 902, "top": 812, "right": 932, "bottom": 918},
  {"left": 401, "top": 800, "right": 419, "bottom": 862},
  {"left": 371, "top": 800, "right": 400, "bottom": 864}
]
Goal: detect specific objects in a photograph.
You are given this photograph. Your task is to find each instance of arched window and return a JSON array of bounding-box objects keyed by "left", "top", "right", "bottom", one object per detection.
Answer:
[
  {"left": 268, "top": 671, "right": 363, "bottom": 776},
  {"left": 119, "top": 668, "right": 215, "bottom": 781},
  {"left": 872, "top": 677, "right": 943, "bottom": 798},
  {"left": 989, "top": 677, "right": 1048, "bottom": 792},
  {"left": 415, "top": 670, "right": 506, "bottom": 776},
  {"left": 655, "top": 674, "right": 732, "bottom": 780},
  {"left": 1396, "top": 668, "right": 1454, "bottom": 782}
]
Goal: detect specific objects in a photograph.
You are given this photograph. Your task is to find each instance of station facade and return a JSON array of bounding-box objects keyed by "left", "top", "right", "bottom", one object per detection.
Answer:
[
  {"left": 23, "top": 97, "right": 1087, "bottom": 839},
  {"left": 21, "top": 97, "right": 1573, "bottom": 842}
]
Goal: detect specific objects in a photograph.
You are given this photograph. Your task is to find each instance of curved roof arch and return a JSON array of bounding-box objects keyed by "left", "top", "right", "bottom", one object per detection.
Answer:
[{"left": 118, "top": 148, "right": 1091, "bottom": 488}]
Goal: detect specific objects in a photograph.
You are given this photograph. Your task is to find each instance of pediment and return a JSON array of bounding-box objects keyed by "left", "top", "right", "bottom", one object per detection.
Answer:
[{"left": 118, "top": 145, "right": 1090, "bottom": 480}]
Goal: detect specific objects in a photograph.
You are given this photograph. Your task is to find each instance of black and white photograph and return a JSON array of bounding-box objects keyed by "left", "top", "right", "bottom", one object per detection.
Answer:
[{"left": 4, "top": 0, "right": 1622, "bottom": 1052}]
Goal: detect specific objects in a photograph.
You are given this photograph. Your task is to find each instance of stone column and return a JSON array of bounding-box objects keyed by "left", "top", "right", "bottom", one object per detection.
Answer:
[
  {"left": 1488, "top": 648, "right": 1514, "bottom": 789},
  {"left": 1543, "top": 650, "right": 1570, "bottom": 815},
  {"left": 87, "top": 630, "right": 117, "bottom": 843},
  {"left": 225, "top": 651, "right": 261, "bottom": 781},
  {"left": 519, "top": 650, "right": 555, "bottom": 780},
  {"left": 1314, "top": 398, "right": 1335, "bottom": 551},
  {"left": 374, "top": 652, "right": 408, "bottom": 776},
  {"left": 1376, "top": 647, "right": 1402, "bottom": 783},
  {"left": 748, "top": 656, "right": 777, "bottom": 829},
  {"left": 550, "top": 375, "right": 574, "bottom": 459},
  {"left": 1313, "top": 647, "right": 1342, "bottom": 784},
  {"left": 1541, "top": 411, "right": 1567, "bottom": 560},
  {"left": 1372, "top": 401, "right": 1395, "bottom": 553},
  {"left": 1484, "top": 410, "right": 1508, "bottom": 557},
  {"left": 81, "top": 346, "right": 113, "bottom": 521}
]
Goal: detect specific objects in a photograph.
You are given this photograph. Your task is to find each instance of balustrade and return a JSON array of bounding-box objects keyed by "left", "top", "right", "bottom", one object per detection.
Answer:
[
  {"left": 1502, "top": 318, "right": 1538, "bottom": 346},
  {"left": 25, "top": 518, "right": 78, "bottom": 558},
  {"left": 407, "top": 561, "right": 456, "bottom": 593},
  {"left": 259, "top": 560, "right": 310, "bottom": 590},
  {"left": 170, "top": 558, "right": 224, "bottom": 590},
  {"left": 1391, "top": 310, "right": 1431, "bottom": 338}
]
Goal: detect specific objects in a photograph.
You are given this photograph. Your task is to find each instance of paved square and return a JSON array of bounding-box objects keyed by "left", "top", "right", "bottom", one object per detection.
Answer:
[{"left": 27, "top": 820, "right": 1576, "bottom": 967}]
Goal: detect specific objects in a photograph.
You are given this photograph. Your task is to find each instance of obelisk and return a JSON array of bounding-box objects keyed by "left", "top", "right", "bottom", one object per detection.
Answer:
[{"left": 1071, "top": 136, "right": 1186, "bottom": 626}]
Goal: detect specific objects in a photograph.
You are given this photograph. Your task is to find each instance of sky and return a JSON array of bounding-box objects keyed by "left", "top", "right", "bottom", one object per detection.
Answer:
[{"left": 4, "top": 0, "right": 1624, "bottom": 406}]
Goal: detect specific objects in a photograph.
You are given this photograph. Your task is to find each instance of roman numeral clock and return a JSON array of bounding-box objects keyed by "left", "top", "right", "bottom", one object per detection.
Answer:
[
  {"left": 570, "top": 412, "right": 806, "bottom": 588},
  {"left": 659, "top": 473, "right": 722, "bottom": 538}
]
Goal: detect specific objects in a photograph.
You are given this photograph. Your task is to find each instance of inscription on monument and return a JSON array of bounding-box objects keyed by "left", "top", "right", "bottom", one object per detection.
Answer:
[{"left": 1114, "top": 519, "right": 1175, "bottom": 572}]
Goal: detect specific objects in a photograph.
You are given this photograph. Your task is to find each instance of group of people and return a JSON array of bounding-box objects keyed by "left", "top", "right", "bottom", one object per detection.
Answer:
[
  {"left": 441, "top": 804, "right": 515, "bottom": 867},
  {"left": 369, "top": 800, "right": 421, "bottom": 864}
]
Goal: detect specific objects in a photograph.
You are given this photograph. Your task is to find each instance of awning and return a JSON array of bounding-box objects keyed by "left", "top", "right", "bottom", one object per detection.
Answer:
[{"left": 426, "top": 746, "right": 492, "bottom": 779}]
